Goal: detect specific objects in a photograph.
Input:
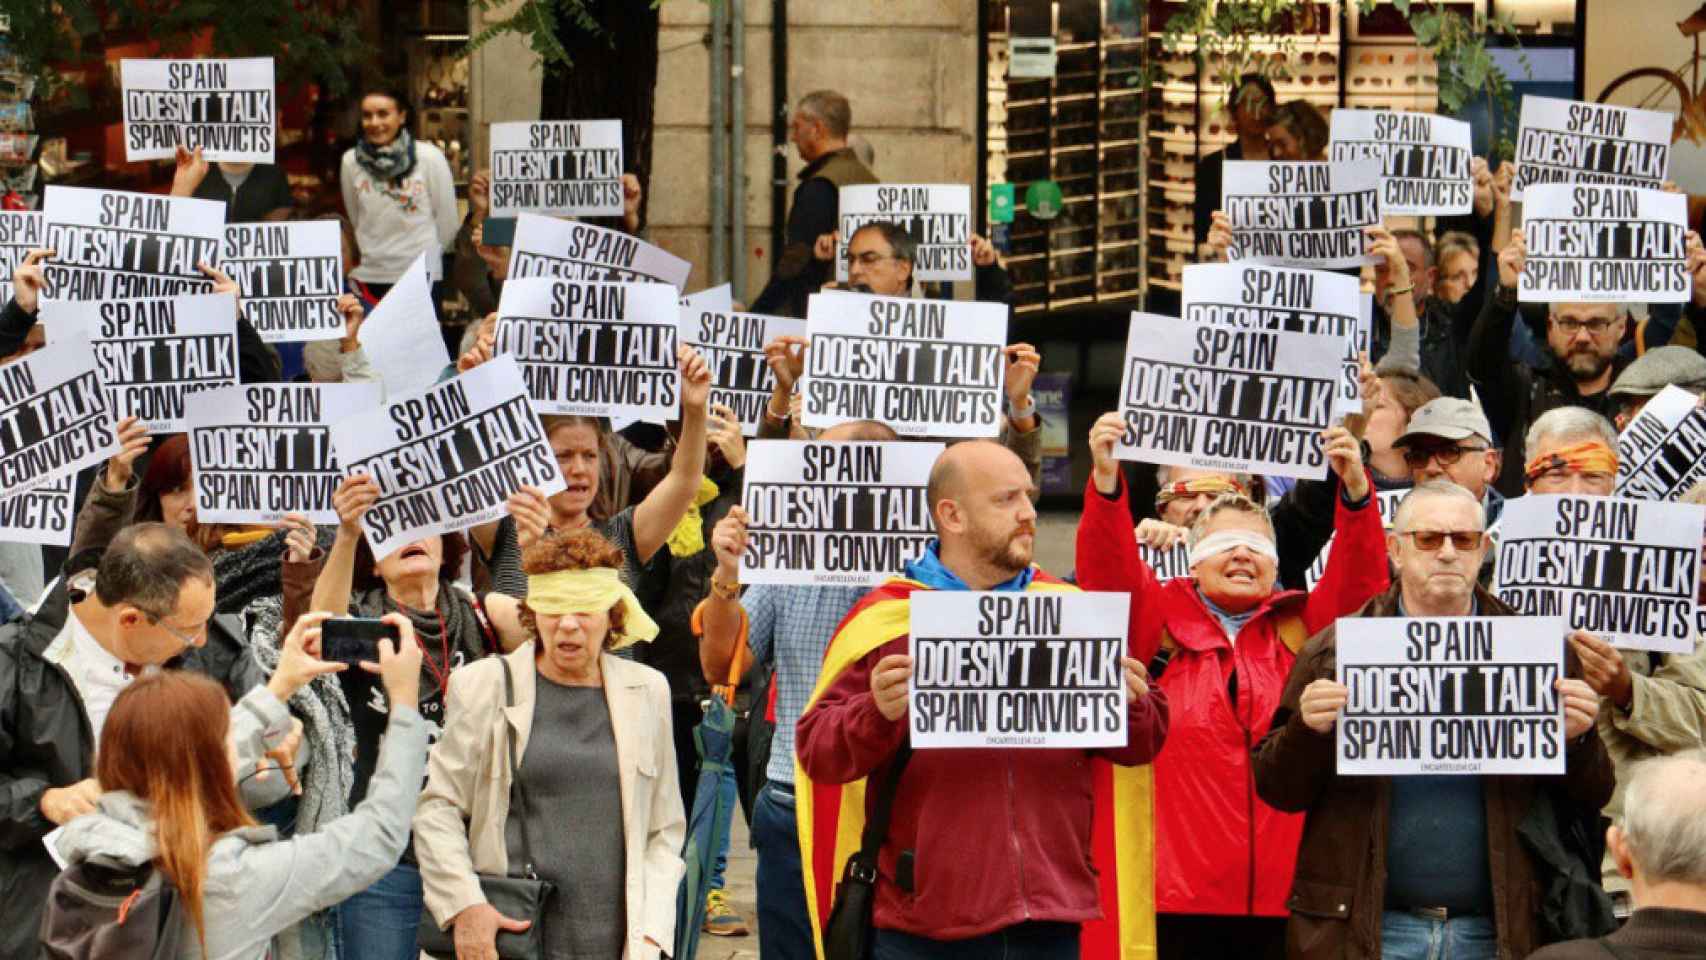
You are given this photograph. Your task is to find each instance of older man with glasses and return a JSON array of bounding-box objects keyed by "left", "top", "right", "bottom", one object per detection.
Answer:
[
  {"left": 1391, "top": 397, "right": 1505, "bottom": 582},
  {"left": 1255, "top": 480, "right": 1613, "bottom": 960}
]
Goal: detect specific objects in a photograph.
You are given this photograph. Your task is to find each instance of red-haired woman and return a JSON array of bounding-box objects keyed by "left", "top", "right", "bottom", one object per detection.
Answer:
[{"left": 49, "top": 611, "right": 426, "bottom": 960}]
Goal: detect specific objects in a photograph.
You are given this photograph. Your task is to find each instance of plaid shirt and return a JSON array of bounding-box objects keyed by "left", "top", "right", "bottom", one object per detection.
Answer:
[{"left": 744, "top": 583, "right": 869, "bottom": 785}]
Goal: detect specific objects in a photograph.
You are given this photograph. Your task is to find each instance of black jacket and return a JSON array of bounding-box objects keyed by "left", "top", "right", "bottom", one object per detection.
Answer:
[{"left": 0, "top": 550, "right": 263, "bottom": 960}]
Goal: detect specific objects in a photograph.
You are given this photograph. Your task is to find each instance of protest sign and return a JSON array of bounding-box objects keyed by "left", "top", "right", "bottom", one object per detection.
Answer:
[
  {"left": 1140, "top": 542, "right": 1192, "bottom": 583},
  {"left": 1494, "top": 493, "right": 1704, "bottom": 653},
  {"left": 187, "top": 383, "right": 382, "bottom": 524},
  {"left": 0, "top": 211, "right": 42, "bottom": 304},
  {"left": 909, "top": 590, "right": 1130, "bottom": 749},
  {"left": 1329, "top": 109, "right": 1474, "bottom": 216},
  {"left": 507, "top": 213, "right": 691, "bottom": 292},
  {"left": 0, "top": 476, "right": 74, "bottom": 547},
  {"left": 489, "top": 120, "right": 622, "bottom": 219},
  {"left": 681, "top": 283, "right": 733, "bottom": 313},
  {"left": 739, "top": 440, "right": 940, "bottom": 587},
  {"left": 494, "top": 277, "right": 680, "bottom": 421},
  {"left": 1512, "top": 96, "right": 1671, "bottom": 201},
  {"left": 42, "top": 186, "right": 224, "bottom": 301},
  {"left": 1304, "top": 489, "right": 1408, "bottom": 590},
  {"left": 835, "top": 184, "right": 973, "bottom": 282},
  {"left": 1182, "top": 262, "right": 1367, "bottom": 415},
  {"left": 357, "top": 253, "right": 451, "bottom": 400},
  {"left": 0, "top": 338, "right": 118, "bottom": 496},
  {"left": 1519, "top": 184, "right": 1688, "bottom": 303},
  {"left": 221, "top": 220, "right": 345, "bottom": 342},
  {"left": 1336, "top": 616, "right": 1566, "bottom": 776},
  {"left": 1221, "top": 160, "right": 1380, "bottom": 269},
  {"left": 1617, "top": 385, "right": 1706, "bottom": 500},
  {"left": 1114, "top": 312, "right": 1340, "bottom": 480},
  {"left": 45, "top": 292, "right": 239, "bottom": 433},
  {"left": 121, "top": 58, "right": 276, "bottom": 163},
  {"left": 329, "top": 355, "right": 565, "bottom": 561},
  {"left": 681, "top": 308, "right": 806, "bottom": 435},
  {"left": 799, "top": 289, "right": 1008, "bottom": 438}
]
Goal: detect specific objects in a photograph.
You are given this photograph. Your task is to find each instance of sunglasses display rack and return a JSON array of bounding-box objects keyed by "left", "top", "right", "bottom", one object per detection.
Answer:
[{"left": 0, "top": 21, "right": 37, "bottom": 210}]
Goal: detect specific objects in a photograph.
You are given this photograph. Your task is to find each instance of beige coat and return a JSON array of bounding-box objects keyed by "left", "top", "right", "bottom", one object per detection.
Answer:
[
  {"left": 1598, "top": 640, "right": 1706, "bottom": 892},
  {"left": 413, "top": 645, "right": 686, "bottom": 960}
]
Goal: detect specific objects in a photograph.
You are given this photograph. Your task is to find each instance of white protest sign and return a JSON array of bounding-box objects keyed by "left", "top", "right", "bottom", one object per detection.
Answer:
[
  {"left": 835, "top": 184, "right": 973, "bottom": 283},
  {"left": 507, "top": 213, "right": 691, "bottom": 292},
  {"left": 187, "top": 383, "right": 383, "bottom": 524},
  {"left": 1329, "top": 109, "right": 1474, "bottom": 216},
  {"left": 909, "top": 591, "right": 1130, "bottom": 749},
  {"left": 493, "top": 277, "right": 680, "bottom": 422},
  {"left": 1139, "top": 542, "right": 1192, "bottom": 583},
  {"left": 681, "top": 284, "right": 733, "bottom": 313},
  {"left": 42, "top": 186, "right": 224, "bottom": 300},
  {"left": 1114, "top": 312, "right": 1339, "bottom": 480},
  {"left": 1304, "top": 488, "right": 1408, "bottom": 590},
  {"left": 0, "top": 211, "right": 43, "bottom": 305},
  {"left": 1494, "top": 494, "right": 1704, "bottom": 653},
  {"left": 221, "top": 220, "right": 345, "bottom": 343},
  {"left": 681, "top": 309, "right": 806, "bottom": 436},
  {"left": 1221, "top": 160, "right": 1381, "bottom": 269},
  {"left": 330, "top": 355, "right": 565, "bottom": 561},
  {"left": 0, "top": 476, "right": 74, "bottom": 547},
  {"left": 357, "top": 253, "right": 450, "bottom": 400},
  {"left": 800, "top": 290, "right": 1008, "bottom": 438},
  {"left": 45, "top": 292, "right": 239, "bottom": 433},
  {"left": 1512, "top": 96, "right": 1672, "bottom": 201},
  {"left": 739, "top": 440, "right": 940, "bottom": 587},
  {"left": 121, "top": 58, "right": 276, "bottom": 163},
  {"left": 1182, "top": 262, "right": 1367, "bottom": 415},
  {"left": 1519, "top": 184, "right": 1689, "bottom": 303},
  {"left": 0, "top": 338, "right": 119, "bottom": 496},
  {"left": 1617, "top": 385, "right": 1706, "bottom": 500},
  {"left": 489, "top": 120, "right": 623, "bottom": 218},
  {"left": 1337, "top": 617, "right": 1567, "bottom": 776}
]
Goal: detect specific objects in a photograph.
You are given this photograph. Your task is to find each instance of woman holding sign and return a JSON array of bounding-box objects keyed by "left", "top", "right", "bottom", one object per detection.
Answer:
[
  {"left": 414, "top": 528, "right": 684, "bottom": 960},
  {"left": 1075, "top": 414, "right": 1391, "bottom": 960},
  {"left": 339, "top": 81, "right": 459, "bottom": 303}
]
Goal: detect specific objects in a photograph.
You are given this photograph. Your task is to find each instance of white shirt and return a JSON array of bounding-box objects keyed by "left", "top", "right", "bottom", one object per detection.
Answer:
[
  {"left": 43, "top": 608, "right": 132, "bottom": 744},
  {"left": 340, "top": 139, "right": 459, "bottom": 283}
]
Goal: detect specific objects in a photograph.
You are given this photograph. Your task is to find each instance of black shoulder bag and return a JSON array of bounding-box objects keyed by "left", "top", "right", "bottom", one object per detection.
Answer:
[
  {"left": 418, "top": 658, "right": 555, "bottom": 959},
  {"left": 823, "top": 744, "right": 913, "bottom": 960}
]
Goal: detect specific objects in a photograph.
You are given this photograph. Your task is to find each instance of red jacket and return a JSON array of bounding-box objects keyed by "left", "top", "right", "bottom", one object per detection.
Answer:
[
  {"left": 795, "top": 574, "right": 1170, "bottom": 941},
  {"left": 1073, "top": 474, "right": 1388, "bottom": 917}
]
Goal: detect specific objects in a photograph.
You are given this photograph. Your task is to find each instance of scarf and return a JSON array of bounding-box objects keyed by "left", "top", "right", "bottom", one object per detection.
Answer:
[
  {"left": 527, "top": 567, "right": 660, "bottom": 648},
  {"left": 1523, "top": 440, "right": 1619, "bottom": 486},
  {"left": 1155, "top": 476, "right": 1246, "bottom": 511},
  {"left": 1200, "top": 589, "right": 1260, "bottom": 640},
  {"left": 352, "top": 581, "right": 486, "bottom": 692},
  {"left": 243, "top": 594, "right": 354, "bottom": 834},
  {"left": 902, "top": 539, "right": 1035, "bottom": 592},
  {"left": 354, "top": 128, "right": 417, "bottom": 184},
  {"left": 212, "top": 526, "right": 335, "bottom": 616},
  {"left": 665, "top": 477, "right": 721, "bottom": 558}
]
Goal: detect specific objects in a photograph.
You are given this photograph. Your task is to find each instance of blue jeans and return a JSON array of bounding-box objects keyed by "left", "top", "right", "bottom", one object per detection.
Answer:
[
  {"left": 752, "top": 782, "right": 815, "bottom": 960},
  {"left": 874, "top": 922, "right": 1080, "bottom": 959},
  {"left": 709, "top": 769, "right": 737, "bottom": 891},
  {"left": 336, "top": 861, "right": 424, "bottom": 960},
  {"left": 1381, "top": 910, "right": 1498, "bottom": 960}
]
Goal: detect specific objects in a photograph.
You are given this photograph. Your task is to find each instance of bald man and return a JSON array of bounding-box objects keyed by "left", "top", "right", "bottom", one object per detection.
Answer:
[{"left": 796, "top": 441, "right": 1169, "bottom": 957}]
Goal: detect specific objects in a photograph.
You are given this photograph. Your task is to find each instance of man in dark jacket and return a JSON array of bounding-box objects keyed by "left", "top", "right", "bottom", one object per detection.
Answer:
[
  {"left": 0, "top": 523, "right": 275, "bottom": 960},
  {"left": 1530, "top": 750, "right": 1706, "bottom": 960},
  {"left": 751, "top": 90, "right": 877, "bottom": 317},
  {"left": 1253, "top": 481, "right": 1615, "bottom": 960}
]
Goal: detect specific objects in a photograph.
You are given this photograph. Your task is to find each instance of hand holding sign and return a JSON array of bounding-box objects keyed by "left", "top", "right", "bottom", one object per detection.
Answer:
[
  {"left": 506, "top": 485, "right": 552, "bottom": 552},
  {"left": 708, "top": 403, "right": 746, "bottom": 468},
  {"left": 469, "top": 170, "right": 491, "bottom": 222},
  {"left": 1206, "top": 212, "right": 1234, "bottom": 262},
  {"left": 13, "top": 248, "right": 52, "bottom": 314},
  {"left": 1559, "top": 676, "right": 1599, "bottom": 739},
  {"left": 170, "top": 146, "right": 209, "bottom": 198},
  {"left": 622, "top": 173, "right": 643, "bottom": 232},
  {"left": 281, "top": 514, "right": 316, "bottom": 563},
  {"left": 1472, "top": 157, "right": 1494, "bottom": 218},
  {"left": 198, "top": 261, "right": 242, "bottom": 316},
  {"left": 1367, "top": 225, "right": 1413, "bottom": 296},
  {"left": 1568, "top": 628, "right": 1634, "bottom": 708},
  {"left": 457, "top": 315, "right": 497, "bottom": 373},
  {"left": 337, "top": 294, "right": 365, "bottom": 348},
  {"left": 872, "top": 653, "right": 914, "bottom": 722},
  {"left": 1135, "top": 518, "right": 1187, "bottom": 551},
  {"left": 1300, "top": 678, "right": 1350, "bottom": 734},
  {"left": 764, "top": 334, "right": 808, "bottom": 396},
  {"left": 332, "top": 474, "right": 379, "bottom": 535},
  {"left": 1004, "top": 343, "right": 1040, "bottom": 413},
  {"left": 1324, "top": 425, "right": 1370, "bottom": 501},
  {"left": 1123, "top": 657, "right": 1150, "bottom": 702},
  {"left": 1498, "top": 229, "right": 1527, "bottom": 288},
  {"left": 680, "top": 343, "right": 712, "bottom": 412},
  {"left": 1089, "top": 411, "right": 1125, "bottom": 496},
  {"left": 710, "top": 505, "right": 750, "bottom": 583},
  {"left": 102, "top": 416, "right": 151, "bottom": 494},
  {"left": 812, "top": 233, "right": 836, "bottom": 263}
]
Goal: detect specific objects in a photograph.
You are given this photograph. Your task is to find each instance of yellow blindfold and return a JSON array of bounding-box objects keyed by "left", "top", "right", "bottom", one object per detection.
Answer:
[{"left": 526, "top": 567, "right": 659, "bottom": 649}]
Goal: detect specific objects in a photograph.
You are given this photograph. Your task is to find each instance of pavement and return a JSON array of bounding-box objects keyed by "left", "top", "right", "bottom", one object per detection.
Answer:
[{"left": 690, "top": 511, "right": 1082, "bottom": 958}]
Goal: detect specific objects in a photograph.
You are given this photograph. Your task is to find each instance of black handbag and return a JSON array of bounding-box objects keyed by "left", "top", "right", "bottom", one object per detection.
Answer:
[
  {"left": 822, "top": 744, "right": 912, "bottom": 960},
  {"left": 418, "top": 658, "right": 555, "bottom": 959}
]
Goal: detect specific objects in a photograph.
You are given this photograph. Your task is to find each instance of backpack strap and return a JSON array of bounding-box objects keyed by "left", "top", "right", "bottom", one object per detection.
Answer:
[{"left": 1149, "top": 627, "right": 1177, "bottom": 680}]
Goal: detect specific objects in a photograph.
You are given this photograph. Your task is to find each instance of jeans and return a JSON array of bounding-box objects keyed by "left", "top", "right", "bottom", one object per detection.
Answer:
[
  {"left": 1381, "top": 910, "right": 1498, "bottom": 960},
  {"left": 336, "top": 861, "right": 424, "bottom": 960},
  {"left": 752, "top": 783, "right": 815, "bottom": 960},
  {"left": 709, "top": 770, "right": 737, "bottom": 891},
  {"left": 874, "top": 922, "right": 1080, "bottom": 960}
]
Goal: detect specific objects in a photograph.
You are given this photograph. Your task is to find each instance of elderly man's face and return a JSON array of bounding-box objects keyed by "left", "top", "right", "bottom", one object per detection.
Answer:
[
  {"left": 1403, "top": 436, "right": 1499, "bottom": 501},
  {"left": 1388, "top": 495, "right": 1487, "bottom": 611},
  {"left": 847, "top": 228, "right": 912, "bottom": 295},
  {"left": 1526, "top": 433, "right": 1616, "bottom": 497}
]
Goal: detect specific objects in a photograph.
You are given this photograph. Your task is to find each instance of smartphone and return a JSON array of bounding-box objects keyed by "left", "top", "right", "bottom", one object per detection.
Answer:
[{"left": 320, "top": 618, "right": 400, "bottom": 667}]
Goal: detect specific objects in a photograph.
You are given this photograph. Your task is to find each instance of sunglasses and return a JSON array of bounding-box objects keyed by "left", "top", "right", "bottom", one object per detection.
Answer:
[
  {"left": 1401, "top": 444, "right": 1488, "bottom": 468},
  {"left": 1398, "top": 530, "right": 1485, "bottom": 551}
]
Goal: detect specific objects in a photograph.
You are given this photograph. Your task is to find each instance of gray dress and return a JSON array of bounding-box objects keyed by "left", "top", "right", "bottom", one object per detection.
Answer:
[{"left": 507, "top": 678, "right": 628, "bottom": 960}]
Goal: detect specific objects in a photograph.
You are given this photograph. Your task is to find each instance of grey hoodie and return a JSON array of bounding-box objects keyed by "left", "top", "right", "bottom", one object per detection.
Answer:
[{"left": 55, "top": 686, "right": 429, "bottom": 960}]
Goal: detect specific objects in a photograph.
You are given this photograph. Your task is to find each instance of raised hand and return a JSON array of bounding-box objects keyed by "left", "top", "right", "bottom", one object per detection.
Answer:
[
  {"left": 11, "top": 248, "right": 53, "bottom": 314},
  {"left": 103, "top": 416, "right": 151, "bottom": 492}
]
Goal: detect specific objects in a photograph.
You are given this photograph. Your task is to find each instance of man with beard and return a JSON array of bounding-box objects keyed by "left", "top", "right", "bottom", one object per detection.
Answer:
[
  {"left": 795, "top": 440, "right": 1169, "bottom": 958},
  {"left": 1469, "top": 229, "right": 1633, "bottom": 496}
]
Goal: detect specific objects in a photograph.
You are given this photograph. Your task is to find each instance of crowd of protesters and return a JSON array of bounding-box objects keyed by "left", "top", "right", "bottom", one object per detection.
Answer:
[{"left": 2, "top": 71, "right": 1706, "bottom": 960}]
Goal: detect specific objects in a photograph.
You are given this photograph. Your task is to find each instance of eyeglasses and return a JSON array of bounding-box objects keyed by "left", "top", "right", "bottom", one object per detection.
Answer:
[
  {"left": 1401, "top": 443, "right": 1489, "bottom": 468},
  {"left": 145, "top": 611, "right": 206, "bottom": 649},
  {"left": 1551, "top": 317, "right": 1618, "bottom": 336},
  {"left": 848, "top": 252, "right": 898, "bottom": 266},
  {"left": 1398, "top": 529, "right": 1485, "bottom": 551}
]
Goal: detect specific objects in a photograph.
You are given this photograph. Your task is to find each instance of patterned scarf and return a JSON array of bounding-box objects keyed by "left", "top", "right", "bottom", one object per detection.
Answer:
[
  {"left": 1523, "top": 440, "right": 1619, "bottom": 486},
  {"left": 1154, "top": 476, "right": 1246, "bottom": 512},
  {"left": 354, "top": 128, "right": 417, "bottom": 184}
]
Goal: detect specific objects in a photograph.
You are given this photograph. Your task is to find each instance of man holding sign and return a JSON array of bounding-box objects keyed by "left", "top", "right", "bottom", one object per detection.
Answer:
[
  {"left": 795, "top": 441, "right": 1167, "bottom": 958},
  {"left": 1254, "top": 482, "right": 1612, "bottom": 960}
]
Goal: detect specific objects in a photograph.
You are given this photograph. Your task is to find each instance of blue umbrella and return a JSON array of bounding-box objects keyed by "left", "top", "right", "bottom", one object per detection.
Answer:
[{"left": 674, "top": 642, "right": 748, "bottom": 960}]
